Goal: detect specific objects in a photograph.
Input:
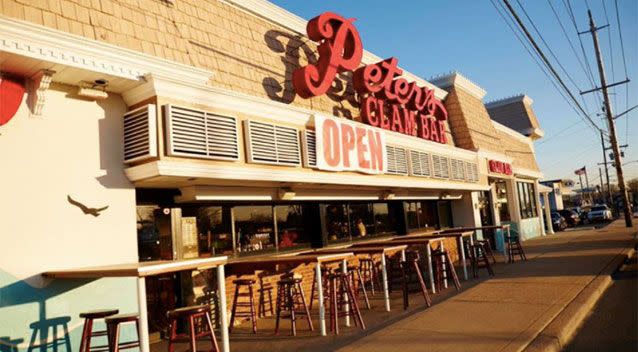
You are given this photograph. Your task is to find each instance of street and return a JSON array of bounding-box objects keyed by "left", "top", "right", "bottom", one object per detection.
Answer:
[{"left": 564, "top": 251, "right": 638, "bottom": 351}]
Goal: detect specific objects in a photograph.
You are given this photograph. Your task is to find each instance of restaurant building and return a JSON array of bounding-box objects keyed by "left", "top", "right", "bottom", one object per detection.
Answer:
[{"left": 0, "top": 0, "right": 549, "bottom": 350}]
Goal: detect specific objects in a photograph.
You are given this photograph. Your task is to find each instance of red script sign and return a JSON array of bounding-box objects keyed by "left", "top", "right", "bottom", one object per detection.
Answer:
[
  {"left": 488, "top": 160, "right": 513, "bottom": 176},
  {"left": 293, "top": 12, "right": 449, "bottom": 145}
]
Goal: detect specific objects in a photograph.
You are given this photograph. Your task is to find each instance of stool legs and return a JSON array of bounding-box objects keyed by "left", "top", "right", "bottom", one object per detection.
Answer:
[{"left": 229, "top": 282, "right": 257, "bottom": 334}]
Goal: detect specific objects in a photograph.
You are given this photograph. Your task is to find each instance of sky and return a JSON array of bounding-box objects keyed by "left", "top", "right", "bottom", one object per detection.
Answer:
[{"left": 269, "top": 0, "right": 638, "bottom": 185}]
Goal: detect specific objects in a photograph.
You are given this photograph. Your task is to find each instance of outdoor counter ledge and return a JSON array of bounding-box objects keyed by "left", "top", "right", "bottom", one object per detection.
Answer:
[
  {"left": 42, "top": 256, "right": 230, "bottom": 352},
  {"left": 226, "top": 252, "right": 354, "bottom": 336},
  {"left": 303, "top": 245, "right": 409, "bottom": 312}
]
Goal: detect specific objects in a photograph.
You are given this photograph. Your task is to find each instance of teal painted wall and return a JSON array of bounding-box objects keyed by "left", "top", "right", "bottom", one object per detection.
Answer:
[{"left": 0, "top": 270, "right": 138, "bottom": 352}]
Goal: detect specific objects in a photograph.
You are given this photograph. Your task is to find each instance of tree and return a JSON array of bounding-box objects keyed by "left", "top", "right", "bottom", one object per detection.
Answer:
[{"left": 628, "top": 178, "right": 638, "bottom": 195}]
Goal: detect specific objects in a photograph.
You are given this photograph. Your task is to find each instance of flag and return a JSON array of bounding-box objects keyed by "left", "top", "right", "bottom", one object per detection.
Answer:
[{"left": 574, "top": 166, "right": 586, "bottom": 175}]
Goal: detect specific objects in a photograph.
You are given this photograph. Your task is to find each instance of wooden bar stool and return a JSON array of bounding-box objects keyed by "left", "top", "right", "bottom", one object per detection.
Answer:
[
  {"left": 506, "top": 235, "right": 527, "bottom": 263},
  {"left": 79, "top": 309, "right": 119, "bottom": 352},
  {"left": 359, "top": 257, "right": 381, "bottom": 295},
  {"left": 347, "top": 265, "right": 371, "bottom": 310},
  {"left": 274, "top": 276, "right": 314, "bottom": 336},
  {"left": 104, "top": 313, "right": 140, "bottom": 352},
  {"left": 328, "top": 271, "right": 365, "bottom": 335},
  {"left": 229, "top": 278, "right": 257, "bottom": 333},
  {"left": 477, "top": 238, "right": 497, "bottom": 264},
  {"left": 166, "top": 305, "right": 219, "bottom": 352},
  {"left": 258, "top": 281, "right": 275, "bottom": 318},
  {"left": 464, "top": 240, "right": 495, "bottom": 278},
  {"left": 309, "top": 264, "right": 333, "bottom": 310},
  {"left": 404, "top": 250, "right": 432, "bottom": 308},
  {"left": 431, "top": 248, "right": 462, "bottom": 292}
]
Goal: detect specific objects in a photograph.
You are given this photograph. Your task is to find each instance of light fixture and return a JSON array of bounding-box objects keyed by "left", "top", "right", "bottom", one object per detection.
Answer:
[
  {"left": 381, "top": 191, "right": 395, "bottom": 200},
  {"left": 278, "top": 188, "right": 296, "bottom": 200},
  {"left": 77, "top": 80, "right": 108, "bottom": 100}
]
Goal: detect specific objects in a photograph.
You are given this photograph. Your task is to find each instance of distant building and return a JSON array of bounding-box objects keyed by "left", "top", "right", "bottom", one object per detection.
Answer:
[{"left": 540, "top": 179, "right": 575, "bottom": 210}]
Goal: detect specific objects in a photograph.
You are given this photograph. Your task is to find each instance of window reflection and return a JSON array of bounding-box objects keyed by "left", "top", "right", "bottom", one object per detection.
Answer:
[
  {"left": 276, "top": 205, "right": 311, "bottom": 249},
  {"left": 234, "top": 205, "right": 275, "bottom": 252}
]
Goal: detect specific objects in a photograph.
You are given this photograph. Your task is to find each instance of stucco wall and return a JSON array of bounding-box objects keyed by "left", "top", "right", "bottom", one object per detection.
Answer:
[{"left": 0, "top": 84, "right": 138, "bottom": 351}]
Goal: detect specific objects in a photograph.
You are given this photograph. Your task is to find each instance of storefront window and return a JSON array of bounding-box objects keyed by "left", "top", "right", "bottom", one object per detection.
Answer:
[
  {"left": 517, "top": 182, "right": 538, "bottom": 219},
  {"left": 182, "top": 206, "right": 234, "bottom": 256},
  {"left": 438, "top": 201, "right": 453, "bottom": 228},
  {"left": 495, "top": 180, "right": 511, "bottom": 222},
  {"left": 275, "top": 205, "right": 311, "bottom": 249},
  {"left": 325, "top": 203, "right": 350, "bottom": 241},
  {"left": 234, "top": 205, "right": 275, "bottom": 253},
  {"left": 325, "top": 202, "right": 396, "bottom": 243},
  {"left": 136, "top": 205, "right": 173, "bottom": 261},
  {"left": 406, "top": 200, "right": 440, "bottom": 230},
  {"left": 373, "top": 203, "right": 394, "bottom": 234},
  {"left": 349, "top": 203, "right": 374, "bottom": 238}
]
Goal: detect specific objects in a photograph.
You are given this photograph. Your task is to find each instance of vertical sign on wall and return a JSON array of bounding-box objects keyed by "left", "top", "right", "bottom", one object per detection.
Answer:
[{"left": 314, "top": 114, "right": 387, "bottom": 174}]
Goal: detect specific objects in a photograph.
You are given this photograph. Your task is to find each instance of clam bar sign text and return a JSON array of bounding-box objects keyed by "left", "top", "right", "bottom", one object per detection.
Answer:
[
  {"left": 293, "top": 12, "right": 449, "bottom": 144},
  {"left": 315, "top": 114, "right": 387, "bottom": 174},
  {"left": 488, "top": 160, "right": 513, "bottom": 176}
]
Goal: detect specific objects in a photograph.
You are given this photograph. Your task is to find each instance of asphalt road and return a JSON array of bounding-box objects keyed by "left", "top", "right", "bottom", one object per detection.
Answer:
[{"left": 563, "top": 252, "right": 638, "bottom": 352}]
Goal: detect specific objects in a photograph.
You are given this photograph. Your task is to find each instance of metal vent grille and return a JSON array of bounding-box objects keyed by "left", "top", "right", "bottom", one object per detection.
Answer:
[
  {"left": 302, "top": 130, "right": 317, "bottom": 168},
  {"left": 245, "top": 120, "right": 301, "bottom": 166},
  {"left": 466, "top": 162, "right": 479, "bottom": 182},
  {"left": 409, "top": 150, "right": 432, "bottom": 177},
  {"left": 123, "top": 104, "right": 157, "bottom": 164},
  {"left": 386, "top": 145, "right": 408, "bottom": 175},
  {"left": 451, "top": 159, "right": 467, "bottom": 181},
  {"left": 164, "top": 104, "right": 239, "bottom": 161},
  {"left": 432, "top": 154, "right": 450, "bottom": 179}
]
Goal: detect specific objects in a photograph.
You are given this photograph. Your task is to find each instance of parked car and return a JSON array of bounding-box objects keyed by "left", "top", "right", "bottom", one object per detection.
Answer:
[
  {"left": 569, "top": 207, "right": 588, "bottom": 223},
  {"left": 587, "top": 204, "right": 613, "bottom": 222},
  {"left": 551, "top": 212, "right": 567, "bottom": 231},
  {"left": 559, "top": 209, "right": 581, "bottom": 227}
]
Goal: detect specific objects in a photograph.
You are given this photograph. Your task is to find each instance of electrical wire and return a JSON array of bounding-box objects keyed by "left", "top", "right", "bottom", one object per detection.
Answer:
[
  {"left": 500, "top": 0, "right": 604, "bottom": 134},
  {"left": 489, "top": 0, "right": 582, "bottom": 122},
  {"left": 601, "top": 0, "right": 618, "bottom": 114}
]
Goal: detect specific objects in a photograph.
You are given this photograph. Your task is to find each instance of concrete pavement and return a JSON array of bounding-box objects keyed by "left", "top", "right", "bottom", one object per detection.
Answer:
[{"left": 336, "top": 220, "right": 637, "bottom": 352}]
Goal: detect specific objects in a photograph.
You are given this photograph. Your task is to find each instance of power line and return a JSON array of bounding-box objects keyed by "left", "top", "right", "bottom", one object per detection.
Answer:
[
  {"left": 613, "top": 0, "right": 631, "bottom": 144},
  {"left": 547, "top": 0, "right": 597, "bottom": 92},
  {"left": 516, "top": 0, "right": 582, "bottom": 92},
  {"left": 489, "top": 0, "right": 583, "bottom": 122},
  {"left": 563, "top": 0, "right": 599, "bottom": 92},
  {"left": 500, "top": 0, "right": 604, "bottom": 133},
  {"left": 601, "top": 0, "right": 618, "bottom": 113}
]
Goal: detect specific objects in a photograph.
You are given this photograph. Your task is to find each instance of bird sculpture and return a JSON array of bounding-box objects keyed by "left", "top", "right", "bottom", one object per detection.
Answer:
[{"left": 67, "top": 195, "right": 109, "bottom": 217}]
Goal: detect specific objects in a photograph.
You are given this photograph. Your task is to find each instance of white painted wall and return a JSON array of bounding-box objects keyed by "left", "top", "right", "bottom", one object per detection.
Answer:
[
  {"left": 0, "top": 83, "right": 138, "bottom": 350},
  {"left": 451, "top": 191, "right": 482, "bottom": 228}
]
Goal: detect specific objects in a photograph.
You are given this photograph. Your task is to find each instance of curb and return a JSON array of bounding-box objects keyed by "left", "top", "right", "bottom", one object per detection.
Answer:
[{"left": 522, "top": 244, "right": 637, "bottom": 352}]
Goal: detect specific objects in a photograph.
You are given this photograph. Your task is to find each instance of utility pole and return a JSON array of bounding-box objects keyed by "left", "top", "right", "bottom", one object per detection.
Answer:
[
  {"left": 600, "top": 131, "right": 612, "bottom": 203},
  {"left": 586, "top": 10, "right": 633, "bottom": 227},
  {"left": 598, "top": 167, "right": 604, "bottom": 203}
]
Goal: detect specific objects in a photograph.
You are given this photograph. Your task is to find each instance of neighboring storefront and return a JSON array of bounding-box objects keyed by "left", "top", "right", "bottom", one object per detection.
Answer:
[{"left": 0, "top": 0, "right": 548, "bottom": 349}]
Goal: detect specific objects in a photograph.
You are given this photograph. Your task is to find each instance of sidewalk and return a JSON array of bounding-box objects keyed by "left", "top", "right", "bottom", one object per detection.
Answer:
[{"left": 336, "top": 220, "right": 637, "bottom": 352}]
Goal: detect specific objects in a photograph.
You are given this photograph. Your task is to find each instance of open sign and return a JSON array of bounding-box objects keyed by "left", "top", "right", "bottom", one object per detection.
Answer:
[{"left": 314, "top": 114, "right": 387, "bottom": 174}]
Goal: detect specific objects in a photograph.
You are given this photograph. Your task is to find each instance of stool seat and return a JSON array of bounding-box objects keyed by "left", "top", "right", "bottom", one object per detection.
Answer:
[
  {"left": 278, "top": 277, "right": 302, "bottom": 285},
  {"left": 233, "top": 278, "right": 255, "bottom": 285},
  {"left": 167, "top": 305, "right": 209, "bottom": 319},
  {"left": 80, "top": 309, "right": 119, "bottom": 319},
  {"left": 105, "top": 313, "right": 139, "bottom": 324}
]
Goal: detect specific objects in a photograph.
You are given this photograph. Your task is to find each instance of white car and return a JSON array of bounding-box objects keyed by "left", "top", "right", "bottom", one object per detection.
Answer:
[{"left": 587, "top": 205, "right": 613, "bottom": 222}]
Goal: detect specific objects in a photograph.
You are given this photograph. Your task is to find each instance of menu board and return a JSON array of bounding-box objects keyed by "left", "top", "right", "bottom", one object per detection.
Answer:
[{"left": 181, "top": 217, "right": 199, "bottom": 259}]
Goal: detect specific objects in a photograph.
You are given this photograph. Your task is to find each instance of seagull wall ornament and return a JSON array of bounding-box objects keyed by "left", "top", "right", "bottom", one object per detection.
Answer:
[{"left": 67, "top": 195, "right": 109, "bottom": 217}]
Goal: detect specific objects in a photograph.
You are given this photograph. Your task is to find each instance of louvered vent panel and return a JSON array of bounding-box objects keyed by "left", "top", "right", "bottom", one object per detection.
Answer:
[
  {"left": 165, "top": 105, "right": 239, "bottom": 161},
  {"left": 275, "top": 125, "right": 301, "bottom": 165},
  {"left": 451, "top": 159, "right": 466, "bottom": 181},
  {"left": 302, "top": 130, "right": 317, "bottom": 168},
  {"left": 432, "top": 155, "right": 450, "bottom": 179},
  {"left": 386, "top": 145, "right": 408, "bottom": 175},
  {"left": 123, "top": 104, "right": 157, "bottom": 163},
  {"left": 409, "top": 150, "right": 432, "bottom": 177},
  {"left": 245, "top": 120, "right": 301, "bottom": 166},
  {"left": 466, "top": 162, "right": 479, "bottom": 182}
]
